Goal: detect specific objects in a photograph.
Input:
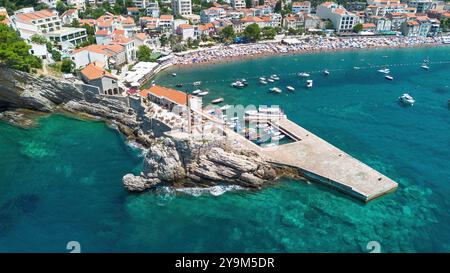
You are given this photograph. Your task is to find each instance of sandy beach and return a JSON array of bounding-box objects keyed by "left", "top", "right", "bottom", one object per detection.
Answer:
[{"left": 173, "top": 35, "right": 449, "bottom": 68}]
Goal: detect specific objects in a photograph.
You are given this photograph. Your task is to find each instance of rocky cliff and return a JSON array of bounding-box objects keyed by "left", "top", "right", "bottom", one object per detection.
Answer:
[{"left": 0, "top": 66, "right": 280, "bottom": 192}]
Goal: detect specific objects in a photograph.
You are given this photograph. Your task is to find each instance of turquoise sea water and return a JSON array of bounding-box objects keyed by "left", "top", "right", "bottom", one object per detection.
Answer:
[{"left": 1, "top": 47, "right": 450, "bottom": 252}]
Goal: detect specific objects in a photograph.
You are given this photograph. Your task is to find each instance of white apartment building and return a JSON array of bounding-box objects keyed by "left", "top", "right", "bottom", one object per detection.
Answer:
[
  {"left": 66, "top": 0, "right": 86, "bottom": 9},
  {"left": 292, "top": 1, "right": 311, "bottom": 14},
  {"left": 172, "top": 0, "right": 192, "bottom": 16},
  {"left": 231, "top": 0, "right": 246, "bottom": 10},
  {"left": 12, "top": 9, "right": 87, "bottom": 49},
  {"left": 407, "top": 0, "right": 433, "bottom": 13},
  {"left": 133, "top": 0, "right": 149, "bottom": 8},
  {"left": 316, "top": 2, "right": 358, "bottom": 32},
  {"left": 12, "top": 9, "right": 62, "bottom": 39},
  {"left": 200, "top": 7, "right": 226, "bottom": 23},
  {"left": 146, "top": 2, "right": 160, "bottom": 17},
  {"left": 38, "top": 0, "right": 58, "bottom": 8}
]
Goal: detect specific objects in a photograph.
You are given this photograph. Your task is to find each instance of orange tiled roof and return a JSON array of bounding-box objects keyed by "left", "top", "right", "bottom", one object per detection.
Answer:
[
  {"left": 79, "top": 19, "right": 96, "bottom": 26},
  {"left": 61, "top": 9, "right": 77, "bottom": 17},
  {"left": 80, "top": 63, "right": 117, "bottom": 81},
  {"left": 140, "top": 85, "right": 190, "bottom": 105},
  {"left": 72, "top": 44, "right": 124, "bottom": 56},
  {"left": 407, "top": 20, "right": 419, "bottom": 26},
  {"left": 95, "top": 30, "right": 109, "bottom": 36},
  {"left": 178, "top": 23, "right": 193, "bottom": 29},
  {"left": 160, "top": 15, "right": 174, "bottom": 20},
  {"left": 363, "top": 23, "right": 376, "bottom": 28},
  {"left": 135, "top": 33, "right": 147, "bottom": 40},
  {"left": 16, "top": 9, "right": 55, "bottom": 23}
]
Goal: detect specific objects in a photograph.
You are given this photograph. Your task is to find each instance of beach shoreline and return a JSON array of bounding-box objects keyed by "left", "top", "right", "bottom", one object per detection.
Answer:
[{"left": 171, "top": 36, "right": 449, "bottom": 69}]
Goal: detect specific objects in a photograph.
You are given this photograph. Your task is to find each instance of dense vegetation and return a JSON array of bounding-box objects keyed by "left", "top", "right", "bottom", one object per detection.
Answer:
[{"left": 0, "top": 23, "right": 42, "bottom": 72}]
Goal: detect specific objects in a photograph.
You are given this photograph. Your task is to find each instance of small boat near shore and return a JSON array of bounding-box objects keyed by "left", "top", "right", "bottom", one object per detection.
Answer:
[
  {"left": 267, "top": 78, "right": 275, "bottom": 83},
  {"left": 259, "top": 77, "right": 266, "bottom": 81},
  {"left": 385, "top": 75, "right": 394, "bottom": 81},
  {"left": 198, "top": 91, "right": 209, "bottom": 96},
  {"left": 172, "top": 73, "right": 177, "bottom": 77},
  {"left": 399, "top": 93, "right": 415, "bottom": 105},
  {"left": 323, "top": 70, "right": 330, "bottom": 76},
  {"left": 260, "top": 80, "right": 268, "bottom": 85},
  {"left": 378, "top": 68, "right": 390, "bottom": 74},
  {"left": 176, "top": 83, "right": 183, "bottom": 87},
  {"left": 192, "top": 89, "right": 202, "bottom": 94},
  {"left": 193, "top": 81, "right": 202, "bottom": 86},
  {"left": 269, "top": 87, "right": 282, "bottom": 93},
  {"left": 298, "top": 72, "right": 310, "bottom": 77},
  {"left": 270, "top": 75, "right": 280, "bottom": 81},
  {"left": 211, "top": 98, "right": 224, "bottom": 104},
  {"left": 286, "top": 86, "right": 295, "bottom": 91},
  {"left": 306, "top": 80, "right": 313, "bottom": 88}
]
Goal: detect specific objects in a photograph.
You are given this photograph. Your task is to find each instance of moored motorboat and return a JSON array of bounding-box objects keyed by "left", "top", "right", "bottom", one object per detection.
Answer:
[
  {"left": 270, "top": 75, "right": 280, "bottom": 81},
  {"left": 323, "top": 70, "right": 330, "bottom": 76},
  {"left": 176, "top": 83, "right": 183, "bottom": 87},
  {"left": 260, "top": 80, "right": 268, "bottom": 85},
  {"left": 378, "top": 68, "right": 390, "bottom": 74},
  {"left": 192, "top": 89, "right": 202, "bottom": 94},
  {"left": 259, "top": 77, "right": 266, "bottom": 81},
  {"left": 298, "top": 72, "right": 310, "bottom": 77},
  {"left": 211, "top": 98, "right": 224, "bottom": 104},
  {"left": 269, "top": 87, "right": 282, "bottom": 93},
  {"left": 271, "top": 134, "right": 285, "bottom": 141},
  {"left": 421, "top": 64, "right": 429, "bottom": 70},
  {"left": 306, "top": 79, "right": 313, "bottom": 88},
  {"left": 267, "top": 78, "right": 275, "bottom": 83},
  {"left": 385, "top": 75, "right": 394, "bottom": 81},
  {"left": 286, "top": 86, "right": 295, "bottom": 91},
  {"left": 193, "top": 81, "right": 202, "bottom": 86},
  {"left": 398, "top": 93, "right": 415, "bottom": 105},
  {"left": 172, "top": 73, "right": 177, "bottom": 77},
  {"left": 198, "top": 91, "right": 209, "bottom": 96}
]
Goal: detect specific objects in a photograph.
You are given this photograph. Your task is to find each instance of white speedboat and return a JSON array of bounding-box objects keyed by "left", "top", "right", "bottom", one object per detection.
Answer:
[
  {"left": 241, "top": 79, "right": 248, "bottom": 86},
  {"left": 269, "top": 87, "right": 282, "bottom": 93},
  {"left": 353, "top": 66, "right": 361, "bottom": 70},
  {"left": 192, "top": 89, "right": 202, "bottom": 94},
  {"left": 193, "top": 81, "right": 202, "bottom": 86},
  {"left": 267, "top": 78, "right": 275, "bottom": 83},
  {"left": 270, "top": 75, "right": 280, "bottom": 81},
  {"left": 298, "top": 72, "right": 310, "bottom": 77},
  {"left": 378, "top": 68, "right": 390, "bottom": 74},
  {"left": 231, "top": 81, "right": 245, "bottom": 88},
  {"left": 259, "top": 77, "right": 266, "bottom": 81},
  {"left": 399, "top": 93, "right": 415, "bottom": 105},
  {"left": 198, "top": 91, "right": 209, "bottom": 96},
  {"left": 421, "top": 64, "right": 429, "bottom": 70},
  {"left": 258, "top": 107, "right": 283, "bottom": 114},
  {"left": 286, "top": 86, "right": 295, "bottom": 91},
  {"left": 260, "top": 80, "right": 268, "bottom": 85},
  {"left": 172, "top": 73, "right": 177, "bottom": 77},
  {"left": 211, "top": 98, "right": 224, "bottom": 104},
  {"left": 323, "top": 70, "right": 330, "bottom": 76},
  {"left": 220, "top": 105, "right": 231, "bottom": 111},
  {"left": 385, "top": 75, "right": 394, "bottom": 81},
  {"left": 271, "top": 134, "right": 285, "bottom": 141},
  {"left": 306, "top": 80, "right": 313, "bottom": 88}
]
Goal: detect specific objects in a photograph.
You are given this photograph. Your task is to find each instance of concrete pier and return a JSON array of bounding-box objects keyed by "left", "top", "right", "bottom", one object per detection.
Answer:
[{"left": 261, "top": 118, "right": 398, "bottom": 202}]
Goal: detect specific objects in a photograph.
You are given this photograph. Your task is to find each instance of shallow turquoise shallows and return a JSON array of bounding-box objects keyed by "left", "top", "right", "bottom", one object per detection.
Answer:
[{"left": 1, "top": 47, "right": 450, "bottom": 252}]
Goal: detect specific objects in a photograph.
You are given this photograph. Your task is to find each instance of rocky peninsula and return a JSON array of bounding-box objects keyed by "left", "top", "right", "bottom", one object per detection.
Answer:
[{"left": 0, "top": 66, "right": 281, "bottom": 192}]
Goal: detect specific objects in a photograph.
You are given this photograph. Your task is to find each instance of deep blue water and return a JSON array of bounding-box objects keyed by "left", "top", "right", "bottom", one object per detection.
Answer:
[{"left": 0, "top": 47, "right": 449, "bottom": 252}]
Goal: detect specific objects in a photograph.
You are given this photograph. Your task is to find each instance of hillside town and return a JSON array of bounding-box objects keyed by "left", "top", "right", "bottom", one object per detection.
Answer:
[{"left": 0, "top": 0, "right": 449, "bottom": 95}]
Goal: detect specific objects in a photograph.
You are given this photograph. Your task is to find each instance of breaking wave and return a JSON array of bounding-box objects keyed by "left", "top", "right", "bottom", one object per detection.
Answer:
[{"left": 175, "top": 185, "right": 246, "bottom": 197}]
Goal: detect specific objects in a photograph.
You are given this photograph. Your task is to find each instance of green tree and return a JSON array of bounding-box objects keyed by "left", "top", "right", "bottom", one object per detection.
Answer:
[
  {"left": 243, "top": 23, "right": 261, "bottom": 42},
  {"left": 274, "top": 1, "right": 282, "bottom": 13},
  {"left": 159, "top": 34, "right": 168, "bottom": 47},
  {"left": 51, "top": 49, "right": 61, "bottom": 61},
  {"left": 353, "top": 23, "right": 363, "bottom": 33},
  {"left": 258, "top": 0, "right": 264, "bottom": 5},
  {"left": 325, "top": 20, "right": 334, "bottom": 30},
  {"left": 0, "top": 24, "right": 42, "bottom": 72},
  {"left": 220, "top": 25, "right": 235, "bottom": 42},
  {"left": 35, "top": 3, "right": 49, "bottom": 11},
  {"left": 136, "top": 45, "right": 152, "bottom": 62},
  {"left": 113, "top": 1, "right": 126, "bottom": 15},
  {"left": 245, "top": 0, "right": 252, "bottom": 8},
  {"left": 60, "top": 58, "right": 74, "bottom": 73},
  {"left": 30, "top": 34, "right": 48, "bottom": 44},
  {"left": 56, "top": 1, "right": 68, "bottom": 15},
  {"left": 262, "top": 26, "right": 276, "bottom": 40},
  {"left": 71, "top": 19, "right": 80, "bottom": 28}
]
